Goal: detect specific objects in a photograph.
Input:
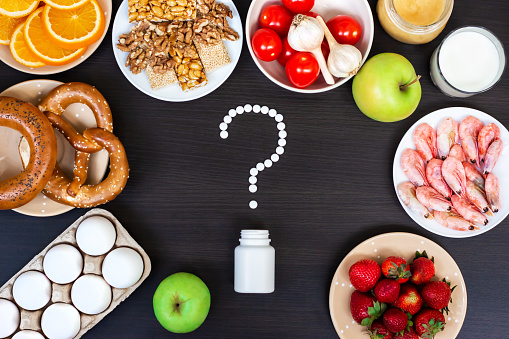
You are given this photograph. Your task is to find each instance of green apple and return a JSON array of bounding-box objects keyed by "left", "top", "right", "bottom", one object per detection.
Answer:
[
  {"left": 352, "top": 53, "right": 421, "bottom": 122},
  {"left": 153, "top": 272, "right": 211, "bottom": 333}
]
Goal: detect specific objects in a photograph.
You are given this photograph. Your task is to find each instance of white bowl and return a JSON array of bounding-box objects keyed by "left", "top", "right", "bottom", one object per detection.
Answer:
[{"left": 245, "top": 0, "right": 374, "bottom": 93}]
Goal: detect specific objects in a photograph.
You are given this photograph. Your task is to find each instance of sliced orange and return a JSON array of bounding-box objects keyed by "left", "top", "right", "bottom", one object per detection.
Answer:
[
  {"left": 10, "top": 23, "right": 46, "bottom": 68},
  {"left": 42, "top": 0, "right": 105, "bottom": 49},
  {"left": 0, "top": 0, "right": 39, "bottom": 18},
  {"left": 24, "top": 7, "right": 86, "bottom": 66},
  {"left": 43, "top": 0, "right": 91, "bottom": 10},
  {"left": 0, "top": 14, "right": 26, "bottom": 45}
]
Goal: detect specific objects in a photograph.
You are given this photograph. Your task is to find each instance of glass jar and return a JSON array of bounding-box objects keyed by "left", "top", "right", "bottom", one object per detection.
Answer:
[{"left": 377, "top": 0, "right": 454, "bottom": 44}]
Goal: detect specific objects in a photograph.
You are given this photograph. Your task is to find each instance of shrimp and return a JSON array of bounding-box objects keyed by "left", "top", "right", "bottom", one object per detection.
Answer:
[
  {"left": 442, "top": 157, "right": 467, "bottom": 197},
  {"left": 401, "top": 149, "right": 429, "bottom": 187},
  {"left": 466, "top": 180, "right": 491, "bottom": 214},
  {"left": 426, "top": 159, "right": 452, "bottom": 200},
  {"left": 449, "top": 144, "right": 466, "bottom": 162},
  {"left": 462, "top": 161, "right": 485, "bottom": 190},
  {"left": 436, "top": 118, "right": 459, "bottom": 160},
  {"left": 483, "top": 138, "right": 503, "bottom": 175},
  {"left": 413, "top": 123, "right": 437, "bottom": 163},
  {"left": 451, "top": 195, "right": 488, "bottom": 226},
  {"left": 485, "top": 173, "right": 500, "bottom": 213},
  {"left": 416, "top": 186, "right": 452, "bottom": 212},
  {"left": 459, "top": 116, "right": 483, "bottom": 164},
  {"left": 397, "top": 182, "right": 433, "bottom": 219},
  {"left": 434, "top": 210, "right": 479, "bottom": 231},
  {"left": 478, "top": 123, "right": 500, "bottom": 164}
]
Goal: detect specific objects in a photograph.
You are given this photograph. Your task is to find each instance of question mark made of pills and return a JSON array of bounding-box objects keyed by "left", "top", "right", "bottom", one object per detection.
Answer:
[{"left": 219, "top": 104, "right": 287, "bottom": 209}]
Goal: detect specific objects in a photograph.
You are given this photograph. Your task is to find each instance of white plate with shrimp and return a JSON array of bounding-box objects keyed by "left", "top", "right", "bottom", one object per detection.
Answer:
[{"left": 393, "top": 107, "right": 509, "bottom": 238}]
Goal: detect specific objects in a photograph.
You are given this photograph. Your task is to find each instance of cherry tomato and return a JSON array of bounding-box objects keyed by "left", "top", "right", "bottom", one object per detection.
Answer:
[
  {"left": 303, "top": 11, "right": 319, "bottom": 18},
  {"left": 259, "top": 5, "right": 293, "bottom": 37},
  {"left": 326, "top": 15, "right": 362, "bottom": 45},
  {"left": 285, "top": 52, "right": 320, "bottom": 88},
  {"left": 251, "top": 28, "right": 283, "bottom": 62},
  {"left": 282, "top": 0, "right": 315, "bottom": 14},
  {"left": 277, "top": 37, "right": 297, "bottom": 67},
  {"left": 321, "top": 40, "right": 330, "bottom": 61}
]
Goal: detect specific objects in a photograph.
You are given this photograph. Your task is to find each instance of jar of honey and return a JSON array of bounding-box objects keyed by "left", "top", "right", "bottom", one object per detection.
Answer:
[{"left": 377, "top": 0, "right": 454, "bottom": 44}]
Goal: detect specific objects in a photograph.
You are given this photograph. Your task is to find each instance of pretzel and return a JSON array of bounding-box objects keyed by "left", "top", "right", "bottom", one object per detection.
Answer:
[
  {"left": 0, "top": 97, "right": 57, "bottom": 210},
  {"left": 38, "top": 83, "right": 129, "bottom": 208}
]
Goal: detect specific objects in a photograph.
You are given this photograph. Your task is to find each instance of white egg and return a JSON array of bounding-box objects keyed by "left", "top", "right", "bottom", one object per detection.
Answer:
[
  {"left": 76, "top": 216, "right": 117, "bottom": 256},
  {"left": 43, "top": 244, "right": 83, "bottom": 284},
  {"left": 0, "top": 299, "right": 20, "bottom": 338},
  {"left": 71, "top": 275, "right": 112, "bottom": 315},
  {"left": 102, "top": 247, "right": 144, "bottom": 289},
  {"left": 41, "top": 303, "right": 80, "bottom": 339},
  {"left": 12, "top": 330, "right": 45, "bottom": 339},
  {"left": 13, "top": 271, "right": 51, "bottom": 311}
]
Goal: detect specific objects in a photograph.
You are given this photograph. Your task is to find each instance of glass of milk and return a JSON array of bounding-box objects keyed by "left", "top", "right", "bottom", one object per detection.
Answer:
[{"left": 430, "top": 26, "right": 505, "bottom": 97}]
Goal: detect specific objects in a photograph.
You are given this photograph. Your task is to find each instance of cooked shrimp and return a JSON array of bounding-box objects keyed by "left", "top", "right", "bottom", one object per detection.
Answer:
[
  {"left": 483, "top": 138, "right": 503, "bottom": 174},
  {"left": 413, "top": 123, "right": 438, "bottom": 163},
  {"left": 416, "top": 186, "right": 452, "bottom": 212},
  {"left": 436, "top": 118, "right": 459, "bottom": 160},
  {"left": 462, "top": 161, "right": 485, "bottom": 190},
  {"left": 459, "top": 116, "right": 483, "bottom": 164},
  {"left": 398, "top": 182, "right": 433, "bottom": 219},
  {"left": 466, "top": 180, "right": 491, "bottom": 214},
  {"left": 449, "top": 144, "right": 467, "bottom": 163},
  {"left": 434, "top": 210, "right": 479, "bottom": 231},
  {"left": 451, "top": 195, "right": 488, "bottom": 226},
  {"left": 485, "top": 173, "right": 500, "bottom": 213},
  {"left": 478, "top": 123, "right": 501, "bottom": 164},
  {"left": 401, "top": 149, "right": 429, "bottom": 187},
  {"left": 442, "top": 157, "right": 467, "bottom": 197},
  {"left": 426, "top": 159, "right": 452, "bottom": 200}
]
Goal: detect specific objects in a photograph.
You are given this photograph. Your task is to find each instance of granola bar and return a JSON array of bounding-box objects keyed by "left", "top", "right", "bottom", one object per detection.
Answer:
[{"left": 170, "top": 42, "right": 207, "bottom": 92}]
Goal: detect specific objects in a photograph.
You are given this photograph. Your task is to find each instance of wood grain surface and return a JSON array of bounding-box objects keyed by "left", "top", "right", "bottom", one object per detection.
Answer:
[{"left": 1, "top": 0, "right": 508, "bottom": 338}]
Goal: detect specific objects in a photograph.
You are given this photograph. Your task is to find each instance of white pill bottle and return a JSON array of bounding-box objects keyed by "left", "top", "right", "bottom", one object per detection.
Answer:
[{"left": 234, "top": 230, "right": 275, "bottom": 293}]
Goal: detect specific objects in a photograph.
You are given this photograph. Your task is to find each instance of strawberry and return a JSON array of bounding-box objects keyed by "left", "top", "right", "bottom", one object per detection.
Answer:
[
  {"left": 410, "top": 251, "right": 435, "bottom": 285},
  {"left": 382, "top": 308, "right": 408, "bottom": 333},
  {"left": 382, "top": 256, "right": 411, "bottom": 283},
  {"left": 374, "top": 278, "right": 401, "bottom": 303},
  {"left": 414, "top": 308, "right": 445, "bottom": 338},
  {"left": 392, "top": 283, "right": 423, "bottom": 315},
  {"left": 393, "top": 328, "right": 419, "bottom": 339},
  {"left": 422, "top": 280, "right": 454, "bottom": 312},
  {"left": 349, "top": 259, "right": 381, "bottom": 292},
  {"left": 350, "top": 290, "right": 386, "bottom": 326},
  {"left": 368, "top": 320, "right": 393, "bottom": 339}
]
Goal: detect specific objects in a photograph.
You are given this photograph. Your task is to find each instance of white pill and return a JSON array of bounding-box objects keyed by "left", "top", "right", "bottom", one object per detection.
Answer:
[
  {"left": 271, "top": 154, "right": 280, "bottom": 162},
  {"left": 76, "top": 216, "right": 117, "bottom": 256},
  {"left": 278, "top": 139, "right": 287, "bottom": 146},
  {"left": 268, "top": 109, "right": 277, "bottom": 117},
  {"left": 219, "top": 122, "right": 228, "bottom": 131},
  {"left": 220, "top": 131, "right": 228, "bottom": 139},
  {"left": 102, "top": 248, "right": 144, "bottom": 289},
  {"left": 261, "top": 106, "right": 269, "bottom": 114},
  {"left": 276, "top": 146, "right": 285, "bottom": 155},
  {"left": 249, "top": 185, "right": 257, "bottom": 193},
  {"left": 224, "top": 115, "right": 232, "bottom": 124},
  {"left": 43, "top": 244, "right": 83, "bottom": 284},
  {"left": 228, "top": 109, "right": 236, "bottom": 117},
  {"left": 275, "top": 114, "right": 283, "bottom": 122},
  {"left": 12, "top": 331, "right": 45, "bottom": 339},
  {"left": 279, "top": 130, "right": 287, "bottom": 139},
  {"left": 236, "top": 106, "right": 244, "bottom": 114},
  {"left": 244, "top": 104, "right": 252, "bottom": 112},
  {"left": 256, "top": 163, "right": 264, "bottom": 171},
  {"left": 264, "top": 160, "right": 273, "bottom": 168},
  {"left": 277, "top": 122, "right": 286, "bottom": 130},
  {"left": 41, "top": 303, "right": 81, "bottom": 339},
  {"left": 249, "top": 176, "right": 257, "bottom": 184},
  {"left": 253, "top": 105, "right": 261, "bottom": 113},
  {"left": 249, "top": 200, "right": 258, "bottom": 209},
  {"left": 0, "top": 299, "right": 20, "bottom": 338},
  {"left": 13, "top": 271, "right": 51, "bottom": 311},
  {"left": 250, "top": 168, "right": 258, "bottom": 176},
  {"left": 71, "top": 275, "right": 112, "bottom": 315}
]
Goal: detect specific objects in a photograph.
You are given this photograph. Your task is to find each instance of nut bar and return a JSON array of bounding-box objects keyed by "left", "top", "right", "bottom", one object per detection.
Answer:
[
  {"left": 128, "top": 0, "right": 197, "bottom": 23},
  {"left": 193, "top": 18, "right": 230, "bottom": 73},
  {"left": 196, "top": 0, "right": 215, "bottom": 15},
  {"left": 198, "top": 2, "right": 239, "bottom": 41},
  {"left": 170, "top": 42, "right": 207, "bottom": 92}
]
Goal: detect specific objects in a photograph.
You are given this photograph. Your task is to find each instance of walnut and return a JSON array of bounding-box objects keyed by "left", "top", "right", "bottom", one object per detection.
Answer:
[
  {"left": 193, "top": 20, "right": 221, "bottom": 45},
  {"left": 196, "top": 0, "right": 215, "bottom": 15}
]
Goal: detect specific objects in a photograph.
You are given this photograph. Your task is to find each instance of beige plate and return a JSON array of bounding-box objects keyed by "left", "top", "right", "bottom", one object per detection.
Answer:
[
  {"left": 329, "top": 232, "right": 467, "bottom": 338},
  {"left": 0, "top": 79, "right": 109, "bottom": 217},
  {"left": 0, "top": 0, "right": 112, "bottom": 75}
]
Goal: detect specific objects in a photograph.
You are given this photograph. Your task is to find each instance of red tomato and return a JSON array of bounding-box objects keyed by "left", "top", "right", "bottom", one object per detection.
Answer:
[
  {"left": 277, "top": 37, "right": 297, "bottom": 66},
  {"left": 285, "top": 52, "right": 320, "bottom": 88},
  {"left": 326, "top": 15, "right": 362, "bottom": 45},
  {"left": 303, "top": 11, "right": 319, "bottom": 18},
  {"left": 321, "top": 40, "right": 330, "bottom": 61},
  {"left": 259, "top": 5, "right": 293, "bottom": 37},
  {"left": 252, "top": 28, "right": 283, "bottom": 62},
  {"left": 282, "top": 0, "right": 315, "bottom": 14}
]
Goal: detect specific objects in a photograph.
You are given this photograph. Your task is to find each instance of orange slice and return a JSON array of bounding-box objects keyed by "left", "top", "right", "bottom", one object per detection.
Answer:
[
  {"left": 0, "top": 0, "right": 39, "bottom": 18},
  {"left": 24, "top": 7, "right": 86, "bottom": 66},
  {"left": 43, "top": 0, "right": 91, "bottom": 10},
  {"left": 42, "top": 0, "right": 105, "bottom": 49},
  {"left": 10, "top": 23, "right": 46, "bottom": 68},
  {"left": 0, "top": 14, "right": 26, "bottom": 45}
]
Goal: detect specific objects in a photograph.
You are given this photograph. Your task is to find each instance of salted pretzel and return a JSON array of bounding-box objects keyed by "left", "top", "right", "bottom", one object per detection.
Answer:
[
  {"left": 0, "top": 97, "right": 57, "bottom": 210},
  {"left": 38, "top": 82, "right": 129, "bottom": 208}
]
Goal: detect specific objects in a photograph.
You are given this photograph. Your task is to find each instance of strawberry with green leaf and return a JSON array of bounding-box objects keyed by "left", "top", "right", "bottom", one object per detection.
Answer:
[
  {"left": 382, "top": 256, "right": 411, "bottom": 283},
  {"left": 414, "top": 308, "right": 445, "bottom": 338},
  {"left": 422, "top": 279, "right": 456, "bottom": 314},
  {"left": 350, "top": 290, "right": 387, "bottom": 326},
  {"left": 411, "top": 251, "right": 435, "bottom": 285},
  {"left": 392, "top": 283, "right": 423, "bottom": 315},
  {"left": 368, "top": 320, "right": 393, "bottom": 339},
  {"left": 393, "top": 328, "right": 419, "bottom": 339}
]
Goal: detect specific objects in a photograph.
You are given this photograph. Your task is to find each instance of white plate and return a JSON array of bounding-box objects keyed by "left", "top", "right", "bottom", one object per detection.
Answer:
[
  {"left": 0, "top": 0, "right": 112, "bottom": 75},
  {"left": 393, "top": 107, "right": 509, "bottom": 238},
  {"left": 0, "top": 80, "right": 109, "bottom": 217},
  {"left": 111, "top": 0, "right": 243, "bottom": 102}
]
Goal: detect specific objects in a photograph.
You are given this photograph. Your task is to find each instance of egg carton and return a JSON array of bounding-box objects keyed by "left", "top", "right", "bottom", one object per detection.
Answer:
[{"left": 0, "top": 208, "right": 151, "bottom": 338}]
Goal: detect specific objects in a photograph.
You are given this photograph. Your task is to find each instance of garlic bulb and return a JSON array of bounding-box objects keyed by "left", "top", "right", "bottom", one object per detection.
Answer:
[
  {"left": 287, "top": 14, "right": 335, "bottom": 85},
  {"left": 317, "top": 16, "right": 363, "bottom": 78}
]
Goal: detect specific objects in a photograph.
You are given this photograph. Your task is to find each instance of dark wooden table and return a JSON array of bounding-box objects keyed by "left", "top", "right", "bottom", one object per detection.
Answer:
[{"left": 1, "top": 0, "right": 508, "bottom": 337}]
